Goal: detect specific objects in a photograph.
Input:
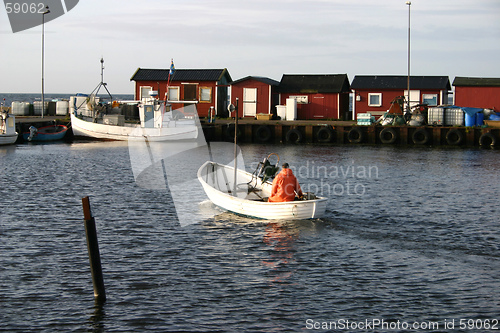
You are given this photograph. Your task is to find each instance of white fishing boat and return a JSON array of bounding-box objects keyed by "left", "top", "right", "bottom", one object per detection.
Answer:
[
  {"left": 70, "top": 101, "right": 199, "bottom": 141},
  {"left": 70, "top": 58, "right": 198, "bottom": 141},
  {"left": 0, "top": 112, "right": 18, "bottom": 145},
  {"left": 197, "top": 160, "right": 328, "bottom": 220}
]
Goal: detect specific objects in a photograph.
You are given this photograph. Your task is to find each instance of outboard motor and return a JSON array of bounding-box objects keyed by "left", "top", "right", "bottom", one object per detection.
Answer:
[
  {"left": 257, "top": 153, "right": 280, "bottom": 182},
  {"left": 27, "top": 126, "right": 38, "bottom": 141}
]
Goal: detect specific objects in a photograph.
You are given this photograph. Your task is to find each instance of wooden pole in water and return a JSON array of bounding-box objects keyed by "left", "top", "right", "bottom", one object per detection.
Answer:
[{"left": 82, "top": 196, "right": 106, "bottom": 303}]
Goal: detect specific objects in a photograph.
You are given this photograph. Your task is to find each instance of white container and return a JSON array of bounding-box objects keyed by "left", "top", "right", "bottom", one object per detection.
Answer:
[
  {"left": 428, "top": 107, "right": 444, "bottom": 125},
  {"left": 11, "top": 101, "right": 30, "bottom": 116},
  {"left": 103, "top": 114, "right": 125, "bottom": 126},
  {"left": 276, "top": 105, "right": 286, "bottom": 120},
  {"left": 33, "top": 101, "right": 49, "bottom": 116},
  {"left": 56, "top": 100, "right": 69, "bottom": 116},
  {"left": 444, "top": 107, "right": 464, "bottom": 126},
  {"left": 70, "top": 95, "right": 90, "bottom": 117},
  {"left": 286, "top": 98, "right": 297, "bottom": 121}
]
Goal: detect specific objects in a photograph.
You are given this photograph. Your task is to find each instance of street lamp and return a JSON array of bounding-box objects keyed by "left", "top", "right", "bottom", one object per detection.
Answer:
[
  {"left": 41, "top": 6, "right": 50, "bottom": 118},
  {"left": 406, "top": 1, "right": 411, "bottom": 113}
]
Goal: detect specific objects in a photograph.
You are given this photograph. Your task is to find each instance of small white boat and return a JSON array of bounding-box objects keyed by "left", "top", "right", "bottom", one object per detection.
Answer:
[
  {"left": 0, "top": 112, "right": 18, "bottom": 145},
  {"left": 197, "top": 160, "right": 328, "bottom": 220},
  {"left": 70, "top": 101, "right": 199, "bottom": 141}
]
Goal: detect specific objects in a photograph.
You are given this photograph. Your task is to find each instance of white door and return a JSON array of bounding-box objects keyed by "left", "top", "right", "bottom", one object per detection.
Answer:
[
  {"left": 243, "top": 88, "right": 257, "bottom": 117},
  {"left": 404, "top": 90, "right": 420, "bottom": 109}
]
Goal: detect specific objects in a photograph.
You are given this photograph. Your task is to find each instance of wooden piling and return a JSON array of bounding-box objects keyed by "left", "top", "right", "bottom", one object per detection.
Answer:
[
  {"left": 305, "top": 125, "right": 314, "bottom": 143},
  {"left": 82, "top": 196, "right": 106, "bottom": 303}
]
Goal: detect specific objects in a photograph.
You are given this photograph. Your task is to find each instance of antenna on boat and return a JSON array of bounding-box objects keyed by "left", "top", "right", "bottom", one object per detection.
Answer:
[
  {"left": 228, "top": 99, "right": 239, "bottom": 196},
  {"left": 89, "top": 57, "right": 113, "bottom": 101}
]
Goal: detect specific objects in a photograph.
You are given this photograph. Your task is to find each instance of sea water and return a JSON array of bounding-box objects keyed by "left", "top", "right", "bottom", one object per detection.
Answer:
[{"left": 0, "top": 141, "right": 499, "bottom": 332}]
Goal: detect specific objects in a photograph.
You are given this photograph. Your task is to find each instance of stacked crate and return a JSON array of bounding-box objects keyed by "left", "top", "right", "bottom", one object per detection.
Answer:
[
  {"left": 357, "top": 113, "right": 375, "bottom": 125},
  {"left": 428, "top": 107, "right": 444, "bottom": 125},
  {"left": 428, "top": 106, "right": 465, "bottom": 126},
  {"left": 444, "top": 107, "right": 464, "bottom": 126}
]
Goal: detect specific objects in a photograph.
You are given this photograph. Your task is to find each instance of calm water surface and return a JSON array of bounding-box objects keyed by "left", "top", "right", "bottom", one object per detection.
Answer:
[{"left": 0, "top": 141, "right": 499, "bottom": 332}]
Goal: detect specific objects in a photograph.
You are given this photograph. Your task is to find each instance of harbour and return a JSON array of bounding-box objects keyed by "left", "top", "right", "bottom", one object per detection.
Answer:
[
  {"left": 7, "top": 115, "right": 500, "bottom": 147},
  {"left": 2, "top": 0, "right": 499, "bottom": 330}
]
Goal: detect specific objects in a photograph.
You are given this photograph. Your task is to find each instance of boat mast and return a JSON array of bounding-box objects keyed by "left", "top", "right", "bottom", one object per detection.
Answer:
[
  {"left": 228, "top": 99, "right": 239, "bottom": 196},
  {"left": 89, "top": 58, "right": 113, "bottom": 101},
  {"left": 41, "top": 6, "right": 50, "bottom": 119}
]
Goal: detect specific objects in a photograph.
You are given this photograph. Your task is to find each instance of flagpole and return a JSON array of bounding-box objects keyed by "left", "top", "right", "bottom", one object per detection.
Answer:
[{"left": 162, "top": 59, "right": 175, "bottom": 124}]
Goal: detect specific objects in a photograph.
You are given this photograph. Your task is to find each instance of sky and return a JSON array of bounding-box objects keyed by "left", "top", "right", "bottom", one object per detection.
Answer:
[{"left": 1, "top": 0, "right": 499, "bottom": 94}]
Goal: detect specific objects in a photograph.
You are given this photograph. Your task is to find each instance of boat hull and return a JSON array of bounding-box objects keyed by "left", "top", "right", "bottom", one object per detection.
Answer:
[
  {"left": 22, "top": 125, "right": 68, "bottom": 142},
  {"left": 197, "top": 161, "right": 328, "bottom": 220},
  {"left": 71, "top": 113, "right": 198, "bottom": 141},
  {"left": 0, "top": 133, "right": 18, "bottom": 145}
]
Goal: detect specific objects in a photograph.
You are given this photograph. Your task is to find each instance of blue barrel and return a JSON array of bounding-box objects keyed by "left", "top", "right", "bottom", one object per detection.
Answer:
[
  {"left": 476, "top": 112, "right": 484, "bottom": 126},
  {"left": 465, "top": 113, "right": 476, "bottom": 126},
  {"left": 489, "top": 113, "right": 500, "bottom": 121}
]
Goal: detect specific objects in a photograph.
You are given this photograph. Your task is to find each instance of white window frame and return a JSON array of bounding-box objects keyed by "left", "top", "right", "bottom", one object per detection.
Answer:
[
  {"left": 140, "top": 86, "right": 152, "bottom": 100},
  {"left": 422, "top": 94, "right": 438, "bottom": 106},
  {"left": 199, "top": 87, "right": 212, "bottom": 103},
  {"left": 368, "top": 93, "right": 382, "bottom": 107},
  {"left": 168, "top": 86, "right": 179, "bottom": 101}
]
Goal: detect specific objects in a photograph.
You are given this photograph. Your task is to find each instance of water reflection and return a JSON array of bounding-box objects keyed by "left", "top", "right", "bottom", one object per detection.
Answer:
[
  {"left": 262, "top": 223, "right": 299, "bottom": 284},
  {"left": 88, "top": 302, "right": 106, "bottom": 333}
]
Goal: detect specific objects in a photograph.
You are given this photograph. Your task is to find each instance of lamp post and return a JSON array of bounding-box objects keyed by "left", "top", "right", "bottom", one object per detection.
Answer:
[
  {"left": 41, "top": 6, "right": 50, "bottom": 118},
  {"left": 406, "top": 1, "right": 411, "bottom": 113}
]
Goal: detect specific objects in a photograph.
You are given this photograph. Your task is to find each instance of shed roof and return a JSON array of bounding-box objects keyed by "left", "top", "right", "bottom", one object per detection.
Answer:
[
  {"left": 453, "top": 77, "right": 500, "bottom": 87},
  {"left": 351, "top": 75, "right": 451, "bottom": 90},
  {"left": 278, "top": 74, "right": 350, "bottom": 93},
  {"left": 130, "top": 68, "right": 232, "bottom": 82},
  {"left": 230, "top": 76, "right": 280, "bottom": 86}
]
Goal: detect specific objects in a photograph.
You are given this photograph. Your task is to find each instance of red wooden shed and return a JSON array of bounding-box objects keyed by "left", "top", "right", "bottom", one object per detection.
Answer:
[
  {"left": 130, "top": 68, "right": 232, "bottom": 118},
  {"left": 453, "top": 77, "right": 500, "bottom": 111},
  {"left": 229, "top": 76, "right": 280, "bottom": 118},
  {"left": 351, "top": 75, "right": 451, "bottom": 119},
  {"left": 277, "top": 74, "right": 351, "bottom": 120}
]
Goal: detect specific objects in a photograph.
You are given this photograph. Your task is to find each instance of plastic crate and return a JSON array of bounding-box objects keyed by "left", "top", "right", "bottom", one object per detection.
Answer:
[
  {"left": 357, "top": 113, "right": 372, "bottom": 119},
  {"left": 428, "top": 107, "right": 444, "bottom": 125},
  {"left": 444, "top": 107, "right": 464, "bottom": 126},
  {"left": 256, "top": 113, "right": 272, "bottom": 120}
]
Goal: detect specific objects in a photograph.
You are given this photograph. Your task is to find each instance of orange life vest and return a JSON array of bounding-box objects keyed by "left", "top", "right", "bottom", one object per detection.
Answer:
[{"left": 268, "top": 168, "right": 302, "bottom": 202}]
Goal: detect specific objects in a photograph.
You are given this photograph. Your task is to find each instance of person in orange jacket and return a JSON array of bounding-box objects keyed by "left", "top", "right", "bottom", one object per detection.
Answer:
[{"left": 268, "top": 163, "right": 303, "bottom": 202}]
